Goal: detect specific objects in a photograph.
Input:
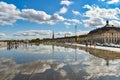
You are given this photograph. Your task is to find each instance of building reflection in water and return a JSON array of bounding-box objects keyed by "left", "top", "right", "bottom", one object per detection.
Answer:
[
  {"left": 79, "top": 47, "right": 120, "bottom": 66},
  {"left": 56, "top": 44, "right": 120, "bottom": 66}
]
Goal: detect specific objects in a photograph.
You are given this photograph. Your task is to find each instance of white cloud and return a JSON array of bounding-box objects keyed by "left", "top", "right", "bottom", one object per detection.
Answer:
[
  {"left": 13, "top": 30, "right": 53, "bottom": 39},
  {"left": 0, "top": 33, "right": 6, "bottom": 37},
  {"left": 20, "top": 9, "right": 51, "bottom": 23},
  {"left": 12, "top": 29, "right": 88, "bottom": 39},
  {"left": 64, "top": 22, "right": 71, "bottom": 26},
  {"left": 99, "top": 0, "right": 106, "bottom": 1},
  {"left": 52, "top": 31, "right": 76, "bottom": 38},
  {"left": 83, "top": 4, "right": 93, "bottom": 10},
  {"left": 55, "top": 32, "right": 73, "bottom": 37},
  {"left": 63, "top": 19, "right": 81, "bottom": 28},
  {"left": 83, "top": 18, "right": 105, "bottom": 28},
  {"left": 14, "top": 30, "right": 52, "bottom": 36},
  {"left": 0, "top": 2, "right": 65, "bottom": 26},
  {"left": 51, "top": 13, "right": 65, "bottom": 21},
  {"left": 66, "top": 19, "right": 81, "bottom": 24},
  {"left": 110, "top": 20, "right": 120, "bottom": 26},
  {"left": 52, "top": 30, "right": 89, "bottom": 38},
  {"left": 60, "top": 0, "right": 73, "bottom": 6},
  {"left": 0, "top": 1, "right": 82, "bottom": 29},
  {"left": 107, "top": 0, "right": 120, "bottom": 4},
  {"left": 83, "top": 5, "right": 120, "bottom": 19},
  {"left": 20, "top": 9, "right": 64, "bottom": 25},
  {"left": 83, "top": 4, "right": 120, "bottom": 28},
  {"left": 0, "top": 1, "right": 20, "bottom": 25},
  {"left": 58, "top": 6, "right": 68, "bottom": 14},
  {"left": 0, "top": 33, "right": 7, "bottom": 40},
  {"left": 77, "top": 30, "right": 89, "bottom": 35},
  {"left": 72, "top": 10, "right": 81, "bottom": 16}
]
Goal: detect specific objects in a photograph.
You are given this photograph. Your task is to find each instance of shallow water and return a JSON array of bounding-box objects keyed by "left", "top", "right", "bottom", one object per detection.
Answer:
[{"left": 0, "top": 44, "right": 120, "bottom": 80}]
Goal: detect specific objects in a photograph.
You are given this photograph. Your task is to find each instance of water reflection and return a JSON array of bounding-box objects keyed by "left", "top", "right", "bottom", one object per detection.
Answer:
[
  {"left": 86, "top": 47, "right": 120, "bottom": 66},
  {"left": 7, "top": 41, "right": 19, "bottom": 50},
  {"left": 0, "top": 44, "right": 120, "bottom": 80},
  {"left": 77, "top": 47, "right": 120, "bottom": 80},
  {"left": 7, "top": 41, "right": 29, "bottom": 50}
]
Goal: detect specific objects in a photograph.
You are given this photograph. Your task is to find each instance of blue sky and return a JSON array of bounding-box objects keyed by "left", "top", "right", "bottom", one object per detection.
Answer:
[{"left": 0, "top": 0, "right": 120, "bottom": 40}]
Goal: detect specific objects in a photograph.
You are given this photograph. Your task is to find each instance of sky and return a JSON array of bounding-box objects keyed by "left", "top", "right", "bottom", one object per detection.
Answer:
[{"left": 0, "top": 0, "right": 120, "bottom": 40}]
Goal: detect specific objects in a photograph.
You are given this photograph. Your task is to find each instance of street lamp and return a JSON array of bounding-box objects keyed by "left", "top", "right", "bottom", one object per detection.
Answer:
[
  {"left": 75, "top": 25, "right": 77, "bottom": 42},
  {"left": 52, "top": 30, "right": 54, "bottom": 39}
]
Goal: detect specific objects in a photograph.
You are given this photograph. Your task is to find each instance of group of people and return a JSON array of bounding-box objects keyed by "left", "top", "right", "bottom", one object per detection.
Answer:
[{"left": 84, "top": 40, "right": 96, "bottom": 47}]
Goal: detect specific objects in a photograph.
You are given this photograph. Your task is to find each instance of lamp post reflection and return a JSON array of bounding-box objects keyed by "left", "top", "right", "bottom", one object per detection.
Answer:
[{"left": 74, "top": 46, "right": 77, "bottom": 61}]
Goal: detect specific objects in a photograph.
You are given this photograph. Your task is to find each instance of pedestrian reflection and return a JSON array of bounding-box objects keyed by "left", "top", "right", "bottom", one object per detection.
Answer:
[
  {"left": 7, "top": 41, "right": 13, "bottom": 50},
  {"left": 106, "top": 60, "right": 109, "bottom": 66},
  {"left": 7, "top": 41, "right": 24, "bottom": 50}
]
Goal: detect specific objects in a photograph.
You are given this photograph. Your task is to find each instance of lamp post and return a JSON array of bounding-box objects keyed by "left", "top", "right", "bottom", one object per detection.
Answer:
[
  {"left": 75, "top": 25, "right": 77, "bottom": 43},
  {"left": 64, "top": 33, "right": 67, "bottom": 38},
  {"left": 52, "top": 30, "right": 54, "bottom": 42}
]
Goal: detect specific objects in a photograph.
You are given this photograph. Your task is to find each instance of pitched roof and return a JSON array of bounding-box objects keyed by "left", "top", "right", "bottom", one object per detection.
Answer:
[{"left": 88, "top": 26, "right": 120, "bottom": 35}]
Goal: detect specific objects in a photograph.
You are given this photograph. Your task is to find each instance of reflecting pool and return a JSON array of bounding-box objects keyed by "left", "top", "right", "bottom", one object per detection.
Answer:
[{"left": 0, "top": 44, "right": 120, "bottom": 80}]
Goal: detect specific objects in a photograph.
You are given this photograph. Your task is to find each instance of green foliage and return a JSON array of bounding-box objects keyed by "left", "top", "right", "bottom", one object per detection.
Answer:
[{"left": 30, "top": 38, "right": 40, "bottom": 43}]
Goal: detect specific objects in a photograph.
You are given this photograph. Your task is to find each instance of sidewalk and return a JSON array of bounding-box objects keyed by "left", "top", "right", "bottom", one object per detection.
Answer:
[{"left": 65, "top": 43, "right": 120, "bottom": 53}]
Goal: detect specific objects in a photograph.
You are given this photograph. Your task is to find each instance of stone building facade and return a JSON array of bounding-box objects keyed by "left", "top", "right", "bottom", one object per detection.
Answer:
[{"left": 87, "top": 21, "right": 120, "bottom": 44}]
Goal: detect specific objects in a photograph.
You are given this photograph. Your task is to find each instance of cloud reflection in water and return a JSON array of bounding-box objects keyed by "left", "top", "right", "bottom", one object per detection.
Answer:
[{"left": 0, "top": 44, "right": 120, "bottom": 80}]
